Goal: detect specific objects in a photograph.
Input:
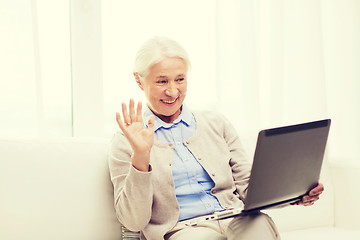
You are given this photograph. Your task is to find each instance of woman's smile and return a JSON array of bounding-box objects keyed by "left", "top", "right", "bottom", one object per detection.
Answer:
[{"left": 161, "top": 98, "right": 178, "bottom": 105}]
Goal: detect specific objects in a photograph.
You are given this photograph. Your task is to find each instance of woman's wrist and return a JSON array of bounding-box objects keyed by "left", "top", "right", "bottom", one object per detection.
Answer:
[{"left": 131, "top": 151, "right": 151, "bottom": 172}]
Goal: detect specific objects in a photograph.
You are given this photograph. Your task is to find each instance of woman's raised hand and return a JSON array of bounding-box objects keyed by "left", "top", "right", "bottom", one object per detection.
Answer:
[{"left": 116, "top": 99, "right": 154, "bottom": 172}]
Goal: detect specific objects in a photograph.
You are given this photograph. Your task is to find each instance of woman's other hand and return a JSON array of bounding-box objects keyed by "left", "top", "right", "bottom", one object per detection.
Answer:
[
  {"left": 116, "top": 99, "right": 154, "bottom": 172},
  {"left": 293, "top": 183, "right": 324, "bottom": 206}
]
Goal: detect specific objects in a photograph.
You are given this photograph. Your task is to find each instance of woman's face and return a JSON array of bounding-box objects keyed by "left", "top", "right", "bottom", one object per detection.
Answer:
[{"left": 137, "top": 57, "right": 187, "bottom": 123}]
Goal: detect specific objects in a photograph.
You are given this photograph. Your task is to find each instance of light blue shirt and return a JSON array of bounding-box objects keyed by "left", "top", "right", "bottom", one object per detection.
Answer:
[{"left": 143, "top": 104, "right": 224, "bottom": 221}]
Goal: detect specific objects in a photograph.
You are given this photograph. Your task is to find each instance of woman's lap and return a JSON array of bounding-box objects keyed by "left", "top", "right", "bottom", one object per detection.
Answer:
[{"left": 165, "top": 212, "right": 280, "bottom": 240}]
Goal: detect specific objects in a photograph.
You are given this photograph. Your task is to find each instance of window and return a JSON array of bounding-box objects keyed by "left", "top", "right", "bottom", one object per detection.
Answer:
[{"left": 0, "top": 1, "right": 72, "bottom": 138}]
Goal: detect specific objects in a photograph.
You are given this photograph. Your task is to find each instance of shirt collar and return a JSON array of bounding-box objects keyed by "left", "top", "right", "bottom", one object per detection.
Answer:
[{"left": 143, "top": 103, "right": 194, "bottom": 131}]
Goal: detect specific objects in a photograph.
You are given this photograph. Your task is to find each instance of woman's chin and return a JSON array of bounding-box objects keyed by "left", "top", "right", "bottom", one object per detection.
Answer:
[{"left": 158, "top": 109, "right": 182, "bottom": 123}]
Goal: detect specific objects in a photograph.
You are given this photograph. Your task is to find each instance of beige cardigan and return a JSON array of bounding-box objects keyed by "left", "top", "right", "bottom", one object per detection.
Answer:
[{"left": 108, "top": 110, "right": 252, "bottom": 240}]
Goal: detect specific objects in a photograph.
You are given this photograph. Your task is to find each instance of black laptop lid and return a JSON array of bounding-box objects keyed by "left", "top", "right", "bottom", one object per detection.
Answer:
[{"left": 244, "top": 119, "right": 331, "bottom": 212}]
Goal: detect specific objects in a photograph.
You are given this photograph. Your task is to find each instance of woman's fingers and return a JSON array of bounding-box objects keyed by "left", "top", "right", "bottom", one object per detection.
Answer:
[
  {"left": 118, "top": 100, "right": 144, "bottom": 131},
  {"left": 295, "top": 192, "right": 321, "bottom": 206},
  {"left": 147, "top": 115, "right": 154, "bottom": 130},
  {"left": 121, "top": 102, "right": 131, "bottom": 125},
  {"left": 136, "top": 101, "right": 143, "bottom": 122},
  {"left": 302, "top": 195, "right": 319, "bottom": 203},
  {"left": 116, "top": 112, "right": 126, "bottom": 131},
  {"left": 309, "top": 183, "right": 324, "bottom": 197},
  {"left": 129, "top": 98, "right": 136, "bottom": 123}
]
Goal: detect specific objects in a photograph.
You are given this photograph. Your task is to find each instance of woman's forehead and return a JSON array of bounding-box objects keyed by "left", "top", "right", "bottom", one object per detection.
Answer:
[{"left": 148, "top": 57, "right": 187, "bottom": 76}]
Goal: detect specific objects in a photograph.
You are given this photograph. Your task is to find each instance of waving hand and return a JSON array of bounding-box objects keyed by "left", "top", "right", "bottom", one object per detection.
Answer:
[{"left": 116, "top": 99, "right": 154, "bottom": 172}]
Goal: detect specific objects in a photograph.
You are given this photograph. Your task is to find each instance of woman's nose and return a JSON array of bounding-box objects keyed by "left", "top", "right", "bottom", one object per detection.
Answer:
[{"left": 165, "top": 83, "right": 178, "bottom": 96}]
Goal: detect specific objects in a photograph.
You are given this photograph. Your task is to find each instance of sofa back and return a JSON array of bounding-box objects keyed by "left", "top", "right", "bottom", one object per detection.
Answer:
[
  {"left": 0, "top": 138, "right": 121, "bottom": 240},
  {"left": 0, "top": 137, "right": 335, "bottom": 239}
]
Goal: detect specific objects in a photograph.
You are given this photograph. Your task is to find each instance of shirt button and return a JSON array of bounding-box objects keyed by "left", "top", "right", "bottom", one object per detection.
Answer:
[
  {"left": 211, "top": 173, "right": 216, "bottom": 177},
  {"left": 211, "top": 189, "right": 216, "bottom": 194},
  {"left": 191, "top": 177, "right": 195, "bottom": 181}
]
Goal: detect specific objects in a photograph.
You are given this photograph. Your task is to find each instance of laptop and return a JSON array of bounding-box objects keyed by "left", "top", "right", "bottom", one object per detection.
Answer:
[{"left": 185, "top": 119, "right": 331, "bottom": 225}]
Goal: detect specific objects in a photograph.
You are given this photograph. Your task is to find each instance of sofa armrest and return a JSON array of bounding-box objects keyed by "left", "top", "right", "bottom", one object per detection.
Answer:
[
  {"left": 330, "top": 161, "right": 360, "bottom": 230},
  {"left": 121, "top": 224, "right": 140, "bottom": 239},
  {"left": 0, "top": 138, "right": 122, "bottom": 240}
]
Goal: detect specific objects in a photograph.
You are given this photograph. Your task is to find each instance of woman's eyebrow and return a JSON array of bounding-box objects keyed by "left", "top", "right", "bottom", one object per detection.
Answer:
[
  {"left": 155, "top": 74, "right": 185, "bottom": 80},
  {"left": 156, "top": 75, "right": 168, "bottom": 79}
]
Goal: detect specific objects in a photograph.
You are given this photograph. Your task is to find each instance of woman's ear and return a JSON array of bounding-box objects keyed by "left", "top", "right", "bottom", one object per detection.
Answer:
[{"left": 134, "top": 72, "right": 144, "bottom": 91}]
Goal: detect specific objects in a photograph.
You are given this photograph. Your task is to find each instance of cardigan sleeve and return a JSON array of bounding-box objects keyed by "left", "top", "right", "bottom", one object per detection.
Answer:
[
  {"left": 221, "top": 115, "right": 252, "bottom": 201},
  {"left": 192, "top": 110, "right": 252, "bottom": 203},
  {"left": 108, "top": 132, "right": 154, "bottom": 231}
]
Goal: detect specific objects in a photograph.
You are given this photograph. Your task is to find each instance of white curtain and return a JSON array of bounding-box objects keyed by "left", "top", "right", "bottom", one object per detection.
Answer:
[
  {"left": 215, "top": 0, "right": 360, "bottom": 162},
  {"left": 1, "top": 0, "right": 359, "bottom": 163}
]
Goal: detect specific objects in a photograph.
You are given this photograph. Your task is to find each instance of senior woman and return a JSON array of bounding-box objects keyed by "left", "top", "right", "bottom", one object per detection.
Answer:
[{"left": 108, "top": 37, "right": 324, "bottom": 240}]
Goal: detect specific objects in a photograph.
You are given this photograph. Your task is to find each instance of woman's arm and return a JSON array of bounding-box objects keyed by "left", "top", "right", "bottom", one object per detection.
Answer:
[
  {"left": 108, "top": 133, "right": 153, "bottom": 231},
  {"left": 108, "top": 99, "right": 155, "bottom": 231}
]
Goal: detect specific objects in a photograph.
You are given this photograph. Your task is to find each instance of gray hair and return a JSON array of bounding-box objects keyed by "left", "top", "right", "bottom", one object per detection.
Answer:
[{"left": 133, "top": 36, "right": 191, "bottom": 78}]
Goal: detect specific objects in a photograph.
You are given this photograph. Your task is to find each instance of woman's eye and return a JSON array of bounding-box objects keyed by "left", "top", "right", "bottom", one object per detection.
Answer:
[
  {"left": 157, "top": 80, "right": 167, "bottom": 84},
  {"left": 177, "top": 78, "right": 185, "bottom": 82}
]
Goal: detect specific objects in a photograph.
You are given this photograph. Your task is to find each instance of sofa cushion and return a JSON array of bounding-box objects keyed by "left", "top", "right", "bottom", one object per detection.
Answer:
[
  {"left": 281, "top": 227, "right": 360, "bottom": 240},
  {"left": 331, "top": 161, "right": 360, "bottom": 230},
  {"left": 0, "top": 138, "right": 121, "bottom": 240}
]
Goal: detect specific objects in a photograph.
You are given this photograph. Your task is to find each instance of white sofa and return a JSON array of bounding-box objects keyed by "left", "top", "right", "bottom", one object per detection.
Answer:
[{"left": 1, "top": 138, "right": 359, "bottom": 240}]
